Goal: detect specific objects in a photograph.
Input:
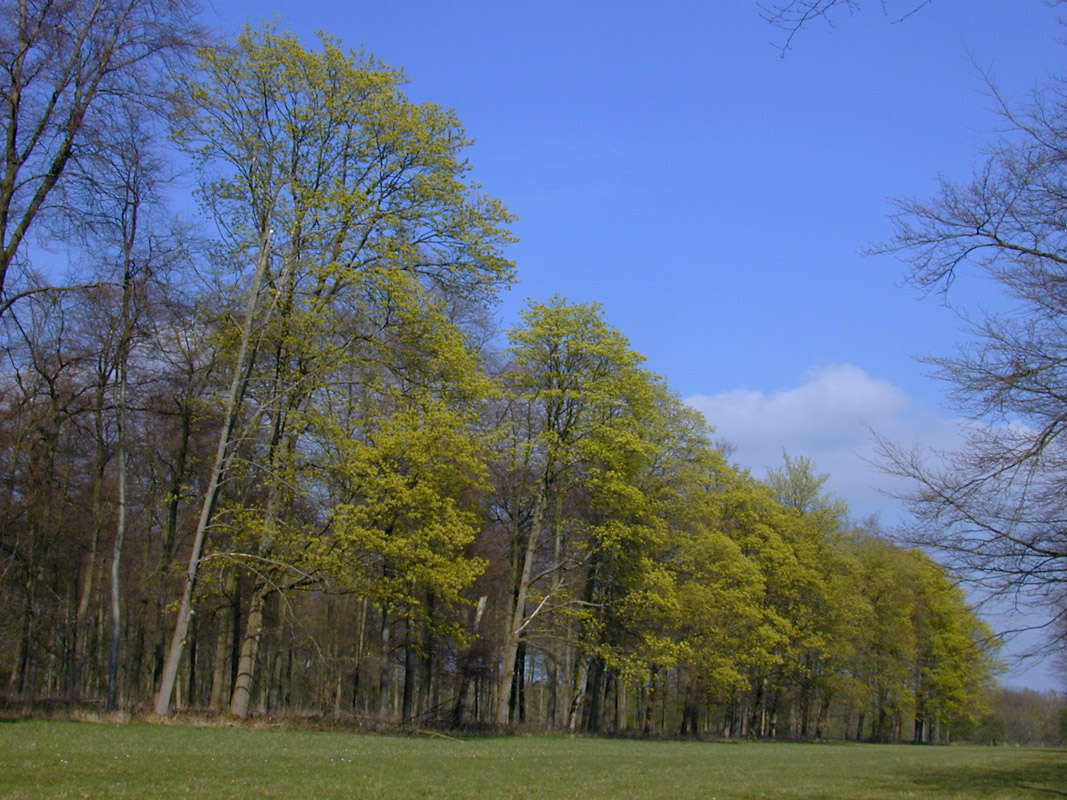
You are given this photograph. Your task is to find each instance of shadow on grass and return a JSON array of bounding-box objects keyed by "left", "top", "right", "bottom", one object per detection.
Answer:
[{"left": 901, "top": 754, "right": 1067, "bottom": 798}]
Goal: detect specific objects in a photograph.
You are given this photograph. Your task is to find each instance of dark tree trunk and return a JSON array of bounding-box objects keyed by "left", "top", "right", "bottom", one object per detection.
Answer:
[
  {"left": 378, "top": 608, "right": 392, "bottom": 720},
  {"left": 401, "top": 616, "right": 415, "bottom": 726}
]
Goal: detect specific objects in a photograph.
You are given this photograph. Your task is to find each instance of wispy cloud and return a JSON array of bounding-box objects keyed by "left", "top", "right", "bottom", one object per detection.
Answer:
[{"left": 686, "top": 364, "right": 963, "bottom": 519}]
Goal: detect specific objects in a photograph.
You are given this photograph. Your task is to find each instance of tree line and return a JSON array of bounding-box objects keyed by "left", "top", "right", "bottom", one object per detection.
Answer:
[
  {"left": 973, "top": 688, "right": 1067, "bottom": 746},
  {"left": 0, "top": 5, "right": 999, "bottom": 743}
]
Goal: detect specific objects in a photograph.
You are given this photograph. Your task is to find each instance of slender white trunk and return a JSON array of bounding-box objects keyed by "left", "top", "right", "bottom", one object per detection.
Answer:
[
  {"left": 229, "top": 583, "right": 267, "bottom": 718},
  {"left": 567, "top": 657, "right": 589, "bottom": 731},
  {"left": 107, "top": 244, "right": 135, "bottom": 712},
  {"left": 106, "top": 360, "right": 127, "bottom": 711},
  {"left": 154, "top": 225, "right": 273, "bottom": 716},
  {"left": 226, "top": 244, "right": 297, "bottom": 716}
]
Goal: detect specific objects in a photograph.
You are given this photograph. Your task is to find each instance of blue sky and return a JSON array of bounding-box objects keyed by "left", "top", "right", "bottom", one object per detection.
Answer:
[{"left": 206, "top": 1, "right": 1064, "bottom": 688}]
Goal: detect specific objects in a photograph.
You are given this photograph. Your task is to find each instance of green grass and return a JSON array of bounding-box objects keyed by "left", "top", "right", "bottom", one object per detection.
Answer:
[{"left": 1, "top": 720, "right": 1065, "bottom": 799}]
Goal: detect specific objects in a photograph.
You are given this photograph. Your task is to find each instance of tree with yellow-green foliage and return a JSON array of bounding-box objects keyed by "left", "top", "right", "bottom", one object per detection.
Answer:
[
  {"left": 312, "top": 282, "right": 495, "bottom": 722},
  {"left": 840, "top": 531, "right": 998, "bottom": 742},
  {"left": 154, "top": 26, "right": 514, "bottom": 716},
  {"left": 761, "top": 453, "right": 864, "bottom": 739},
  {"left": 604, "top": 405, "right": 776, "bottom": 736},
  {"left": 490, "top": 298, "right": 672, "bottom": 727}
]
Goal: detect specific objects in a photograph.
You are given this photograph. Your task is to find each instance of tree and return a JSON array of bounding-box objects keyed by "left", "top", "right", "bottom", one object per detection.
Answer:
[
  {"left": 667, "top": 470, "right": 778, "bottom": 737},
  {"left": 875, "top": 63, "right": 1067, "bottom": 658},
  {"left": 757, "top": 0, "right": 931, "bottom": 53},
  {"left": 0, "top": 0, "right": 200, "bottom": 314},
  {"left": 0, "top": 288, "right": 97, "bottom": 697},
  {"left": 762, "top": 453, "right": 858, "bottom": 739},
  {"left": 69, "top": 104, "right": 162, "bottom": 711},
  {"left": 152, "top": 26, "right": 514, "bottom": 716},
  {"left": 716, "top": 472, "right": 831, "bottom": 739},
  {"left": 837, "top": 531, "right": 998, "bottom": 743},
  {"left": 490, "top": 297, "right": 665, "bottom": 727},
  {"left": 313, "top": 285, "right": 495, "bottom": 723}
]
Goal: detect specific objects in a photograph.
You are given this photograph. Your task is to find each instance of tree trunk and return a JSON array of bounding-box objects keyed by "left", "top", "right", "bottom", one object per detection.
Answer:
[
  {"left": 401, "top": 616, "right": 415, "bottom": 725},
  {"left": 9, "top": 592, "right": 33, "bottom": 696},
  {"left": 229, "top": 583, "right": 268, "bottom": 718},
  {"left": 154, "top": 224, "right": 273, "bottom": 716},
  {"left": 585, "top": 656, "right": 605, "bottom": 733},
  {"left": 642, "top": 669, "right": 658, "bottom": 736},
  {"left": 353, "top": 597, "right": 368, "bottom": 713},
  {"left": 749, "top": 678, "right": 765, "bottom": 738},
  {"left": 546, "top": 656, "right": 558, "bottom": 730},
  {"left": 814, "top": 693, "right": 831, "bottom": 740},
  {"left": 451, "top": 596, "right": 486, "bottom": 728},
  {"left": 70, "top": 528, "right": 99, "bottom": 700},
  {"left": 106, "top": 220, "right": 136, "bottom": 712},
  {"left": 568, "top": 656, "right": 589, "bottom": 732},
  {"left": 421, "top": 619, "right": 436, "bottom": 724},
  {"left": 208, "top": 584, "right": 234, "bottom": 711},
  {"left": 495, "top": 489, "right": 545, "bottom": 725},
  {"left": 106, "top": 358, "right": 127, "bottom": 710},
  {"left": 187, "top": 612, "right": 198, "bottom": 708},
  {"left": 378, "top": 607, "right": 392, "bottom": 720},
  {"left": 913, "top": 691, "right": 926, "bottom": 744}
]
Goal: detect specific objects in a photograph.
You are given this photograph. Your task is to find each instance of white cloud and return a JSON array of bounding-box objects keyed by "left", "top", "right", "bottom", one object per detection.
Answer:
[{"left": 686, "top": 364, "right": 963, "bottom": 519}]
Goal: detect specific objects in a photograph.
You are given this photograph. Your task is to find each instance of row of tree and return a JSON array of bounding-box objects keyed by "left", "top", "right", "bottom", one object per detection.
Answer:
[{"left": 0, "top": 7, "right": 999, "bottom": 742}]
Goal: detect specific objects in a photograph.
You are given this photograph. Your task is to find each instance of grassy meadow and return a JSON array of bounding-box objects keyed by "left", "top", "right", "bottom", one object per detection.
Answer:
[{"left": 1, "top": 720, "right": 1065, "bottom": 799}]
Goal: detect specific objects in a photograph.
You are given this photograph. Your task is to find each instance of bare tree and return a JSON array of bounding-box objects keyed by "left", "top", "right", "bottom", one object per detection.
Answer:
[
  {"left": 875, "top": 69, "right": 1067, "bottom": 656},
  {"left": 757, "top": 1, "right": 931, "bottom": 53},
  {"left": 70, "top": 102, "right": 167, "bottom": 711},
  {"left": 0, "top": 0, "right": 200, "bottom": 315}
]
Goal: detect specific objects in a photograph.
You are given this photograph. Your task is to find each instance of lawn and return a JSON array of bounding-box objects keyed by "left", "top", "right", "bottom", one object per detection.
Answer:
[{"left": 1, "top": 720, "right": 1064, "bottom": 799}]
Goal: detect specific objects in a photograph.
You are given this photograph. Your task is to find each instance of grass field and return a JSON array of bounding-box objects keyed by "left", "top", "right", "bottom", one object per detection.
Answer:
[{"left": 1, "top": 720, "right": 1065, "bottom": 799}]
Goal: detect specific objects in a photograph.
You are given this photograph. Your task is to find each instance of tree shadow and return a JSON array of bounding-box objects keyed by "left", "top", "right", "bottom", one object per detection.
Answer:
[{"left": 902, "top": 754, "right": 1067, "bottom": 798}]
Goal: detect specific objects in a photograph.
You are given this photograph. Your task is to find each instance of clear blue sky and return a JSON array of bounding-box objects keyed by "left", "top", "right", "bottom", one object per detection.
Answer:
[{"left": 205, "top": 0, "right": 1064, "bottom": 689}]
